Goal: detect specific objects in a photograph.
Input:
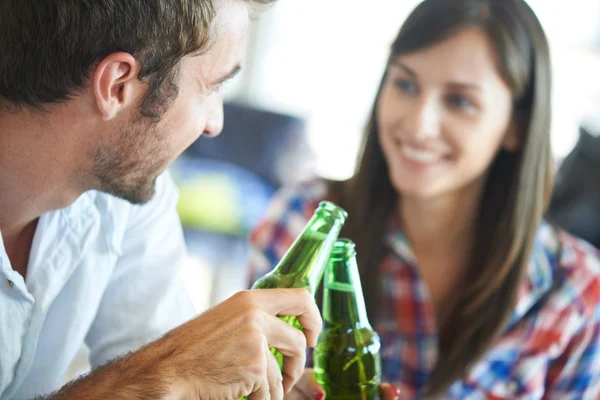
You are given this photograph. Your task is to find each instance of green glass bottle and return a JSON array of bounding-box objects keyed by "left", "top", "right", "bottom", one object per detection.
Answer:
[
  {"left": 314, "top": 239, "right": 382, "bottom": 400},
  {"left": 249, "top": 201, "right": 347, "bottom": 383}
]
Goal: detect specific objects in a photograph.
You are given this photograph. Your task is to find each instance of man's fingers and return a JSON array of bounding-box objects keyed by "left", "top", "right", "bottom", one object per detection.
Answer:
[
  {"left": 266, "top": 348, "right": 284, "bottom": 400},
  {"left": 245, "top": 289, "right": 322, "bottom": 347},
  {"left": 247, "top": 377, "right": 269, "bottom": 400},
  {"left": 281, "top": 345, "right": 306, "bottom": 393},
  {"left": 248, "top": 336, "right": 270, "bottom": 400},
  {"left": 290, "top": 298, "right": 322, "bottom": 348},
  {"left": 261, "top": 313, "right": 307, "bottom": 357},
  {"left": 259, "top": 313, "right": 306, "bottom": 393}
]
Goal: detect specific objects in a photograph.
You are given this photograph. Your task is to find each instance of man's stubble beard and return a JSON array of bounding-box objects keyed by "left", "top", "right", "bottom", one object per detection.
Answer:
[{"left": 91, "top": 116, "right": 168, "bottom": 205}]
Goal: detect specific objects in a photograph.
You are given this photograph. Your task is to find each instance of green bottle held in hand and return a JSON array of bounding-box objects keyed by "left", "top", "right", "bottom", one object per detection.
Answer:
[
  {"left": 241, "top": 201, "right": 347, "bottom": 399},
  {"left": 314, "top": 239, "right": 382, "bottom": 400}
]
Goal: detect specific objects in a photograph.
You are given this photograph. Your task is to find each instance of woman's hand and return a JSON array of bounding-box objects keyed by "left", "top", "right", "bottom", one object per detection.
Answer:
[{"left": 285, "top": 368, "right": 400, "bottom": 400}]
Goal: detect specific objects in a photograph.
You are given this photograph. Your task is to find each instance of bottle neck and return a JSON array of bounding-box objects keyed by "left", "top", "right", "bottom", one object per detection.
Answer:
[
  {"left": 322, "top": 256, "right": 370, "bottom": 329},
  {"left": 272, "top": 209, "right": 345, "bottom": 293}
]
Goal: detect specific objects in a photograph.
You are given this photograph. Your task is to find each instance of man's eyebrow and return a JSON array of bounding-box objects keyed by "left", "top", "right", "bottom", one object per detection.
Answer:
[{"left": 213, "top": 64, "right": 242, "bottom": 86}]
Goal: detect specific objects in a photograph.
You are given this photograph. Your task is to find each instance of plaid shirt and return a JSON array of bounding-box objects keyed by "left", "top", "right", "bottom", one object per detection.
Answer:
[{"left": 249, "top": 181, "right": 600, "bottom": 399}]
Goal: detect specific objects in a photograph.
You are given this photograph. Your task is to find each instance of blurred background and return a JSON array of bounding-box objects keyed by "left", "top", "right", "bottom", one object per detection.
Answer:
[{"left": 174, "top": 0, "right": 600, "bottom": 313}]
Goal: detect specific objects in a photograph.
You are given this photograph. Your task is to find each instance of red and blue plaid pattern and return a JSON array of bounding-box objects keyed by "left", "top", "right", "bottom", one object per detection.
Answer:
[{"left": 249, "top": 181, "right": 600, "bottom": 399}]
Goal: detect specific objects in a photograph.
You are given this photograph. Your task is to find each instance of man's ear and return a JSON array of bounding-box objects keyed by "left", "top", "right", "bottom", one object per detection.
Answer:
[
  {"left": 92, "top": 52, "right": 141, "bottom": 121},
  {"left": 502, "top": 114, "right": 523, "bottom": 152}
]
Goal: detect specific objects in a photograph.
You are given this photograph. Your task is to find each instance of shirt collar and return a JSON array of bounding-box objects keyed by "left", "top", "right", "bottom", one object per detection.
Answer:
[{"left": 385, "top": 218, "right": 558, "bottom": 328}]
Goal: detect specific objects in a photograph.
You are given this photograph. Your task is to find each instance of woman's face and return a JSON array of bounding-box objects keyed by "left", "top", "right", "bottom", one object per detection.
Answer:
[{"left": 377, "top": 27, "right": 519, "bottom": 201}]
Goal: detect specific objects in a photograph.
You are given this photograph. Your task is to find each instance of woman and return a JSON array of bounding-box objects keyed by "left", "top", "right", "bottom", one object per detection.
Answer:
[{"left": 249, "top": 0, "right": 600, "bottom": 398}]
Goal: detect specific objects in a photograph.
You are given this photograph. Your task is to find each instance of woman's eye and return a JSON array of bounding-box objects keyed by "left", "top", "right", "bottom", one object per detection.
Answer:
[
  {"left": 447, "top": 94, "right": 475, "bottom": 109},
  {"left": 394, "top": 79, "right": 418, "bottom": 94}
]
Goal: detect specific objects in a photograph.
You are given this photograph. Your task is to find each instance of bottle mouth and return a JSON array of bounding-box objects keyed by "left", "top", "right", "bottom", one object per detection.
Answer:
[
  {"left": 317, "top": 201, "right": 348, "bottom": 224},
  {"left": 330, "top": 238, "right": 356, "bottom": 259}
]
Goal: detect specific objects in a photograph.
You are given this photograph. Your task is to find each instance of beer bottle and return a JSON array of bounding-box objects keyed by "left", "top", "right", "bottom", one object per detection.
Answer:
[
  {"left": 250, "top": 201, "right": 347, "bottom": 373},
  {"left": 314, "top": 239, "right": 382, "bottom": 400}
]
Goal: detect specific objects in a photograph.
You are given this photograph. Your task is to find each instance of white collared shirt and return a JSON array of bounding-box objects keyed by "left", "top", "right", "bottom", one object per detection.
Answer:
[{"left": 0, "top": 172, "right": 195, "bottom": 399}]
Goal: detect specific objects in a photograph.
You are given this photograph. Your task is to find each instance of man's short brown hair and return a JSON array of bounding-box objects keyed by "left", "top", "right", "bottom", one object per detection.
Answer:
[{"left": 0, "top": 0, "right": 273, "bottom": 116}]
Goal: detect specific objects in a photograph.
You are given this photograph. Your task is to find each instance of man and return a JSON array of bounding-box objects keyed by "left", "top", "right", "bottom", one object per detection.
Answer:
[
  {"left": 0, "top": 1, "right": 400, "bottom": 399},
  {"left": 0, "top": 0, "right": 321, "bottom": 398}
]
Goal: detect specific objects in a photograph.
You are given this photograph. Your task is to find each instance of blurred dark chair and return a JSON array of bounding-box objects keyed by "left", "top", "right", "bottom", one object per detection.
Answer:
[
  {"left": 171, "top": 101, "right": 315, "bottom": 306},
  {"left": 186, "top": 102, "right": 313, "bottom": 189},
  {"left": 547, "top": 127, "right": 600, "bottom": 248}
]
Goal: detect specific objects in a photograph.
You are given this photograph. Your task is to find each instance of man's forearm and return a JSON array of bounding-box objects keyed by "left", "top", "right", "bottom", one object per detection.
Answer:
[{"left": 42, "top": 337, "right": 177, "bottom": 400}]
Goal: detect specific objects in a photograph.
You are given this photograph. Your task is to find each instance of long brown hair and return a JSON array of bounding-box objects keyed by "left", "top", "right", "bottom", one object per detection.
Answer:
[{"left": 328, "top": 0, "right": 553, "bottom": 394}]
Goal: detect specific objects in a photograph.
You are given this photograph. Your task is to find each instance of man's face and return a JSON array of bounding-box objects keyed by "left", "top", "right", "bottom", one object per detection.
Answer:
[{"left": 91, "top": 0, "right": 249, "bottom": 204}]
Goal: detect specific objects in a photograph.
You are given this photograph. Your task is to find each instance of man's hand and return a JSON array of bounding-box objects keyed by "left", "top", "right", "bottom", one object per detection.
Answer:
[
  {"left": 164, "top": 289, "right": 322, "bottom": 399},
  {"left": 47, "top": 289, "right": 321, "bottom": 400},
  {"left": 284, "top": 369, "right": 400, "bottom": 400}
]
